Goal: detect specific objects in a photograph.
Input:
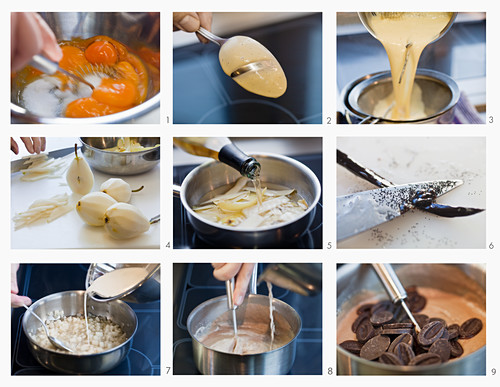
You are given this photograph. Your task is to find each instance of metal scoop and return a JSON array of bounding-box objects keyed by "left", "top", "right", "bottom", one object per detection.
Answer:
[
  {"left": 29, "top": 54, "right": 95, "bottom": 90},
  {"left": 22, "top": 304, "right": 74, "bottom": 352},
  {"left": 371, "top": 263, "right": 421, "bottom": 333}
]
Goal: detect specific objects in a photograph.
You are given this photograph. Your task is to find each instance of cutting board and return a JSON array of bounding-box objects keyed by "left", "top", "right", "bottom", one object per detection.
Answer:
[
  {"left": 11, "top": 150, "right": 160, "bottom": 249},
  {"left": 337, "top": 137, "right": 486, "bottom": 249}
]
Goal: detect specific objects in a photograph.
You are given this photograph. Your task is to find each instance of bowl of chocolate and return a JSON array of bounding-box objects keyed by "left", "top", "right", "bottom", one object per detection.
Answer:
[{"left": 337, "top": 264, "right": 485, "bottom": 375}]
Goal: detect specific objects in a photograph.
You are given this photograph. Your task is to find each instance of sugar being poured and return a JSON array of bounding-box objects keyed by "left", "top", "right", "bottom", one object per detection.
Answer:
[{"left": 84, "top": 267, "right": 148, "bottom": 344}]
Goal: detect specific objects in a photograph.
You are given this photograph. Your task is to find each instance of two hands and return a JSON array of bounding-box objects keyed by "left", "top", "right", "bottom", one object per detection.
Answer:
[{"left": 212, "top": 263, "right": 256, "bottom": 306}]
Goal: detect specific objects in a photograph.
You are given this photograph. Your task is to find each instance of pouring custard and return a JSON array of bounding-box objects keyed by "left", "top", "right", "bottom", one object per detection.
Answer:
[{"left": 359, "top": 12, "right": 455, "bottom": 120}]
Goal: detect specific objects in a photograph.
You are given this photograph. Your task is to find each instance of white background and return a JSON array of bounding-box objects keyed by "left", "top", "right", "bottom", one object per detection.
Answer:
[{"left": 4, "top": 0, "right": 499, "bottom": 386}]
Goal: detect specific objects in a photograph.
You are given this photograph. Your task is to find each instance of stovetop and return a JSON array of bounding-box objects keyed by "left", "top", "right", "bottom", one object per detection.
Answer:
[
  {"left": 173, "top": 13, "right": 322, "bottom": 124},
  {"left": 172, "top": 263, "right": 322, "bottom": 375},
  {"left": 173, "top": 153, "right": 323, "bottom": 249},
  {"left": 11, "top": 264, "right": 160, "bottom": 376}
]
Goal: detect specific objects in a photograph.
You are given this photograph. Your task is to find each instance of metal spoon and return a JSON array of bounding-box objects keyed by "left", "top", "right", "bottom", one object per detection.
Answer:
[
  {"left": 197, "top": 27, "right": 271, "bottom": 78},
  {"left": 23, "top": 304, "right": 74, "bottom": 352}
]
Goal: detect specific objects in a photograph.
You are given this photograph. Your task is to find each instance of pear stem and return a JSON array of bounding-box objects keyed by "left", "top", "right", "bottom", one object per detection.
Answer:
[
  {"left": 132, "top": 185, "right": 145, "bottom": 193},
  {"left": 74, "top": 143, "right": 78, "bottom": 158}
]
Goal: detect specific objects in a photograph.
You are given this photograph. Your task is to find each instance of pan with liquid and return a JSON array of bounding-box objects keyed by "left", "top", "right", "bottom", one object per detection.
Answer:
[
  {"left": 187, "top": 294, "right": 301, "bottom": 375},
  {"left": 340, "top": 69, "right": 459, "bottom": 124}
]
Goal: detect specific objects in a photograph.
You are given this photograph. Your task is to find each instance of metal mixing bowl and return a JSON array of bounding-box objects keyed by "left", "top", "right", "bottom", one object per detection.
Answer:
[
  {"left": 11, "top": 12, "right": 160, "bottom": 124},
  {"left": 340, "top": 69, "right": 460, "bottom": 124},
  {"left": 80, "top": 137, "right": 160, "bottom": 175},
  {"left": 188, "top": 294, "right": 301, "bottom": 375},
  {"left": 22, "top": 290, "right": 137, "bottom": 374},
  {"left": 337, "top": 264, "right": 486, "bottom": 375}
]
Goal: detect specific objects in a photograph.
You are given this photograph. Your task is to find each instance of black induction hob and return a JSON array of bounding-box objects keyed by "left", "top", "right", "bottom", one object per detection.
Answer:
[
  {"left": 172, "top": 263, "right": 322, "bottom": 375},
  {"left": 173, "top": 13, "right": 322, "bottom": 124},
  {"left": 11, "top": 264, "right": 160, "bottom": 376},
  {"left": 173, "top": 153, "right": 323, "bottom": 249}
]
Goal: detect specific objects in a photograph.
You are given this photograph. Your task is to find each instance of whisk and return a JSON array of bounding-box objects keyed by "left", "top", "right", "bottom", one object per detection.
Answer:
[{"left": 29, "top": 54, "right": 95, "bottom": 90}]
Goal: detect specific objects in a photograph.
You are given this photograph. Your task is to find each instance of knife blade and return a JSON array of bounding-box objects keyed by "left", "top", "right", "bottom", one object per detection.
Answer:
[
  {"left": 11, "top": 147, "right": 76, "bottom": 173},
  {"left": 337, "top": 180, "right": 463, "bottom": 241}
]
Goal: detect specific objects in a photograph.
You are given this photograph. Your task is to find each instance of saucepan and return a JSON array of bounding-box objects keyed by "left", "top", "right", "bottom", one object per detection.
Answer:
[
  {"left": 337, "top": 264, "right": 486, "bottom": 375},
  {"left": 173, "top": 153, "right": 321, "bottom": 248},
  {"left": 86, "top": 263, "right": 160, "bottom": 303},
  {"left": 187, "top": 294, "right": 301, "bottom": 375},
  {"left": 339, "top": 69, "right": 460, "bottom": 124}
]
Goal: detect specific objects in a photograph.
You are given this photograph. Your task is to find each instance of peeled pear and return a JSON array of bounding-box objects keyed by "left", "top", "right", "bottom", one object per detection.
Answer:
[
  {"left": 103, "top": 202, "right": 150, "bottom": 239},
  {"left": 76, "top": 192, "right": 117, "bottom": 226},
  {"left": 100, "top": 178, "right": 144, "bottom": 203},
  {"left": 66, "top": 144, "right": 94, "bottom": 195}
]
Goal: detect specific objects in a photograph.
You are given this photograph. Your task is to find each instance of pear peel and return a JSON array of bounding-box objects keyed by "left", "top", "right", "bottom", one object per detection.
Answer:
[{"left": 66, "top": 144, "right": 94, "bottom": 195}]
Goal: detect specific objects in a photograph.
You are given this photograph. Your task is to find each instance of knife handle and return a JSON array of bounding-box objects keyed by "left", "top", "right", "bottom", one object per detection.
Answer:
[{"left": 371, "top": 263, "right": 407, "bottom": 303}]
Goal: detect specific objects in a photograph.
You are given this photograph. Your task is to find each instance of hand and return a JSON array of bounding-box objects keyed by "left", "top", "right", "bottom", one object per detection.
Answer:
[
  {"left": 11, "top": 12, "right": 62, "bottom": 71},
  {"left": 11, "top": 264, "right": 31, "bottom": 308},
  {"left": 11, "top": 137, "right": 46, "bottom": 155},
  {"left": 212, "top": 263, "right": 256, "bottom": 306},
  {"left": 173, "top": 12, "right": 213, "bottom": 44}
]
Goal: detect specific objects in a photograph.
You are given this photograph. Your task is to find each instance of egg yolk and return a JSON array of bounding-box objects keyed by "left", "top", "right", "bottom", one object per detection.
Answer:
[
  {"left": 92, "top": 78, "right": 137, "bottom": 107},
  {"left": 85, "top": 41, "right": 118, "bottom": 65},
  {"left": 59, "top": 46, "right": 89, "bottom": 72},
  {"left": 65, "top": 98, "right": 126, "bottom": 118}
]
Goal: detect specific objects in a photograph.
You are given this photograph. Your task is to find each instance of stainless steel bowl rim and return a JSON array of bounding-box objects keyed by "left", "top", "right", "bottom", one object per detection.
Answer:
[
  {"left": 11, "top": 93, "right": 160, "bottom": 124},
  {"left": 22, "top": 290, "right": 138, "bottom": 357},
  {"left": 85, "top": 264, "right": 160, "bottom": 302},
  {"left": 336, "top": 263, "right": 485, "bottom": 371},
  {"left": 341, "top": 69, "right": 460, "bottom": 123},
  {"left": 79, "top": 137, "right": 161, "bottom": 155},
  {"left": 187, "top": 294, "right": 302, "bottom": 357},
  {"left": 180, "top": 152, "right": 322, "bottom": 232}
]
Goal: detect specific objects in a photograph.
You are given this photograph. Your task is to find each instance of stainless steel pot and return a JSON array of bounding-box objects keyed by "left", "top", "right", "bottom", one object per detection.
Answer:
[
  {"left": 80, "top": 137, "right": 160, "bottom": 175},
  {"left": 340, "top": 69, "right": 459, "bottom": 124},
  {"left": 187, "top": 294, "right": 301, "bottom": 375},
  {"left": 337, "top": 264, "right": 486, "bottom": 375},
  {"left": 173, "top": 153, "right": 322, "bottom": 248},
  {"left": 11, "top": 12, "right": 160, "bottom": 124},
  {"left": 22, "top": 290, "right": 137, "bottom": 374},
  {"left": 86, "top": 263, "right": 160, "bottom": 303}
]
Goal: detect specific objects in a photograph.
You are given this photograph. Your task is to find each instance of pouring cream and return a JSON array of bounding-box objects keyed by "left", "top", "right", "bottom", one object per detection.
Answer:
[{"left": 84, "top": 267, "right": 148, "bottom": 342}]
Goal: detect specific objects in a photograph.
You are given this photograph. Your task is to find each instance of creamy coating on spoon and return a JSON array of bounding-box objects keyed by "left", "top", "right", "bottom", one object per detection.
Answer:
[
  {"left": 219, "top": 36, "right": 287, "bottom": 98},
  {"left": 361, "top": 12, "right": 454, "bottom": 120}
]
